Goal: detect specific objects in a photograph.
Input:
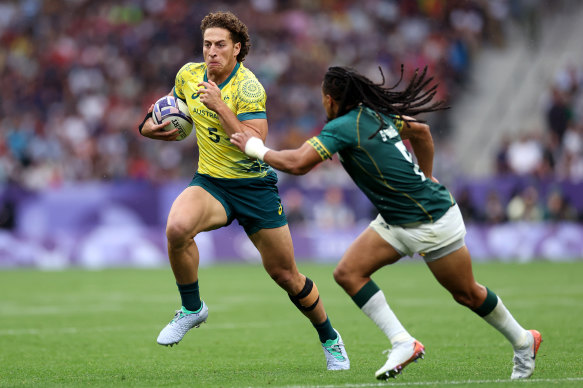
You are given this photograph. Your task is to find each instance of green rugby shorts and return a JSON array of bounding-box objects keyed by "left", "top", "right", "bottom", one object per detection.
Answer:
[{"left": 189, "top": 171, "right": 288, "bottom": 235}]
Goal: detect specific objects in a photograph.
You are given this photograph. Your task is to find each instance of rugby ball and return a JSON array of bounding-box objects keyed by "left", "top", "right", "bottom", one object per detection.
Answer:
[{"left": 152, "top": 96, "right": 193, "bottom": 141}]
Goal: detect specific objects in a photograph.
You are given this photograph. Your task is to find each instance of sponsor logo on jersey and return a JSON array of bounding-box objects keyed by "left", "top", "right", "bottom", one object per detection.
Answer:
[
  {"left": 193, "top": 108, "right": 218, "bottom": 119},
  {"left": 378, "top": 125, "right": 399, "bottom": 142}
]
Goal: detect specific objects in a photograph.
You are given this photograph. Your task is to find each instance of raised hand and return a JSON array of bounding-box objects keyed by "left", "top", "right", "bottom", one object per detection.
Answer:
[{"left": 197, "top": 80, "right": 223, "bottom": 112}]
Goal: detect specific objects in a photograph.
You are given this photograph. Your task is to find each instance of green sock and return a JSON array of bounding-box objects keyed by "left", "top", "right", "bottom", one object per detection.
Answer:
[
  {"left": 351, "top": 280, "right": 381, "bottom": 308},
  {"left": 177, "top": 281, "right": 201, "bottom": 312},
  {"left": 313, "top": 317, "right": 337, "bottom": 343},
  {"left": 472, "top": 287, "right": 498, "bottom": 317}
]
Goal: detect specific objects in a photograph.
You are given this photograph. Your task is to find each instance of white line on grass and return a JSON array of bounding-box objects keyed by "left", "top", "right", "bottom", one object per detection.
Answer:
[
  {"left": 0, "top": 321, "right": 281, "bottom": 336},
  {"left": 278, "top": 377, "right": 583, "bottom": 387}
]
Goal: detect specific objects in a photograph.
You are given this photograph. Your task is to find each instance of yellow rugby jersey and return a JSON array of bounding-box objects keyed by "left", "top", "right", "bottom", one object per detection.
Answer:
[{"left": 174, "top": 62, "right": 270, "bottom": 178}]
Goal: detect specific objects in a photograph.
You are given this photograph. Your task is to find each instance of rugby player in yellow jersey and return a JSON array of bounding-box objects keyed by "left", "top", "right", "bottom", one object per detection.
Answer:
[
  {"left": 138, "top": 11, "right": 348, "bottom": 370},
  {"left": 232, "top": 66, "right": 541, "bottom": 380}
]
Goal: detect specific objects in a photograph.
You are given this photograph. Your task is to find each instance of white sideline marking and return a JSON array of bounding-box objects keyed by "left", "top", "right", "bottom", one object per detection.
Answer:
[
  {"left": 280, "top": 377, "right": 583, "bottom": 387},
  {"left": 0, "top": 321, "right": 279, "bottom": 336}
]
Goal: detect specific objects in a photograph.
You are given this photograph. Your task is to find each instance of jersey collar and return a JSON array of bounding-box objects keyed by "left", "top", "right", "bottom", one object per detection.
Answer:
[{"left": 204, "top": 62, "right": 240, "bottom": 89}]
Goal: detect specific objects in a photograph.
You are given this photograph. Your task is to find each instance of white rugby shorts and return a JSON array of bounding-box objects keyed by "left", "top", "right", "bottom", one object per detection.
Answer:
[{"left": 369, "top": 204, "right": 466, "bottom": 262}]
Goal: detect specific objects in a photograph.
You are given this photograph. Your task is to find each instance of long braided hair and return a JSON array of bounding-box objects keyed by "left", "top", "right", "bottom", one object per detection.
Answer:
[{"left": 322, "top": 65, "right": 448, "bottom": 139}]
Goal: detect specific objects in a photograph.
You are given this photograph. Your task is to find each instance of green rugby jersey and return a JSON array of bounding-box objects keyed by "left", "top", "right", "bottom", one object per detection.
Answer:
[{"left": 307, "top": 106, "right": 454, "bottom": 225}]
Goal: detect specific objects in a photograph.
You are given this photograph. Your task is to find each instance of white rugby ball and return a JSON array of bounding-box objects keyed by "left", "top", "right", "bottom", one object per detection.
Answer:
[{"left": 152, "top": 96, "right": 193, "bottom": 141}]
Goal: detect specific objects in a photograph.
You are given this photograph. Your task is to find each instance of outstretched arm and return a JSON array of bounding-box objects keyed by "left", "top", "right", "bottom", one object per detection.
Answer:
[{"left": 230, "top": 132, "right": 323, "bottom": 175}]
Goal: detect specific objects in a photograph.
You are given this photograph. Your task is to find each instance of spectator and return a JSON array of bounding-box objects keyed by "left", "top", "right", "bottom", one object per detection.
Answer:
[
  {"left": 557, "top": 124, "right": 583, "bottom": 182},
  {"left": 506, "top": 133, "right": 543, "bottom": 175},
  {"left": 506, "top": 185, "right": 544, "bottom": 222},
  {"left": 281, "top": 188, "right": 308, "bottom": 227},
  {"left": 555, "top": 150, "right": 583, "bottom": 183},
  {"left": 456, "top": 186, "right": 480, "bottom": 222},
  {"left": 543, "top": 189, "right": 578, "bottom": 221},
  {"left": 312, "top": 187, "right": 355, "bottom": 230},
  {"left": 494, "top": 135, "right": 512, "bottom": 175},
  {"left": 483, "top": 190, "right": 507, "bottom": 224},
  {"left": 0, "top": 198, "right": 16, "bottom": 230},
  {"left": 546, "top": 87, "right": 572, "bottom": 144}
]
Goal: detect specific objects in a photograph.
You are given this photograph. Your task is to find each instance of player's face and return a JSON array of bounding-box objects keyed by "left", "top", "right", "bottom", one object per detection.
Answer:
[
  {"left": 203, "top": 27, "right": 241, "bottom": 82},
  {"left": 321, "top": 87, "right": 336, "bottom": 121}
]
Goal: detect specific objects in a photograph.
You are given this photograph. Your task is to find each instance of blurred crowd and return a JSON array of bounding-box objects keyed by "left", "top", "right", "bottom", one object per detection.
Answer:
[
  {"left": 494, "top": 63, "right": 583, "bottom": 183},
  {"left": 1, "top": 0, "right": 543, "bottom": 190},
  {"left": 471, "top": 61, "right": 583, "bottom": 224},
  {"left": 2, "top": 0, "right": 578, "bottom": 229}
]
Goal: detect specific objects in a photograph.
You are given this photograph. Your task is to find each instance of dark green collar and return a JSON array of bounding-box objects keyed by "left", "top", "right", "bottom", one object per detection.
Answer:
[{"left": 204, "top": 62, "right": 240, "bottom": 89}]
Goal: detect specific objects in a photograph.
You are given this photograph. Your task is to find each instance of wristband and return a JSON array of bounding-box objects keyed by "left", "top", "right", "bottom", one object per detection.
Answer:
[
  {"left": 245, "top": 137, "right": 271, "bottom": 161},
  {"left": 138, "top": 112, "right": 151, "bottom": 135}
]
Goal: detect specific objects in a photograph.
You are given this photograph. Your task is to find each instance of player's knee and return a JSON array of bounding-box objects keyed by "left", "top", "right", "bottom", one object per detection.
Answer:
[
  {"left": 289, "top": 277, "right": 320, "bottom": 312},
  {"left": 333, "top": 265, "right": 350, "bottom": 288},
  {"left": 166, "top": 221, "right": 193, "bottom": 247},
  {"left": 266, "top": 267, "right": 295, "bottom": 290}
]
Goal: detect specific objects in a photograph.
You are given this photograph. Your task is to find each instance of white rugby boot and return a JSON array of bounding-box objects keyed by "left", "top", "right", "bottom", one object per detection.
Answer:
[
  {"left": 321, "top": 330, "right": 350, "bottom": 370},
  {"left": 375, "top": 339, "right": 425, "bottom": 380},
  {"left": 157, "top": 302, "right": 208, "bottom": 346},
  {"left": 511, "top": 329, "right": 542, "bottom": 379}
]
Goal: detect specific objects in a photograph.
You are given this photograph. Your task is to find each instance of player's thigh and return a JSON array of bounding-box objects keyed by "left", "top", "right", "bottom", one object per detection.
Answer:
[
  {"left": 337, "top": 227, "right": 402, "bottom": 280},
  {"left": 167, "top": 186, "right": 228, "bottom": 237}
]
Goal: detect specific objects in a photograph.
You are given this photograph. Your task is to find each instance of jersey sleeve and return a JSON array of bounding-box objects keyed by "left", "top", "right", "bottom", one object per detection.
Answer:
[
  {"left": 173, "top": 63, "right": 192, "bottom": 101},
  {"left": 307, "top": 117, "right": 356, "bottom": 160},
  {"left": 235, "top": 78, "right": 267, "bottom": 121},
  {"left": 391, "top": 115, "right": 405, "bottom": 133}
]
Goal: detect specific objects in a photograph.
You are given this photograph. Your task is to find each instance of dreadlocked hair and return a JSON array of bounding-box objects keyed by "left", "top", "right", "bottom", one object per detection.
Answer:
[{"left": 323, "top": 65, "right": 449, "bottom": 139}]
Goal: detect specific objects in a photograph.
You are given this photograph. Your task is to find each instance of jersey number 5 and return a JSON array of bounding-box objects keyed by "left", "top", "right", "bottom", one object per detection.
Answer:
[{"left": 208, "top": 127, "right": 220, "bottom": 143}]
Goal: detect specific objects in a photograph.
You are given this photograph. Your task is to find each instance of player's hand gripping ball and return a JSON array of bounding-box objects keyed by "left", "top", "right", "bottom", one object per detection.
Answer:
[{"left": 152, "top": 96, "right": 193, "bottom": 141}]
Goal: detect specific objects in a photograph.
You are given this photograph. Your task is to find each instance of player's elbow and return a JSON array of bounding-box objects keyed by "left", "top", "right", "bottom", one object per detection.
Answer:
[
  {"left": 286, "top": 163, "right": 311, "bottom": 176},
  {"left": 267, "top": 151, "right": 316, "bottom": 175},
  {"left": 411, "top": 122, "right": 431, "bottom": 140}
]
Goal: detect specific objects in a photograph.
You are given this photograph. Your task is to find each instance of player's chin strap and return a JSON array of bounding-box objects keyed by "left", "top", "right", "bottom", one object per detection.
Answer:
[
  {"left": 138, "top": 112, "right": 151, "bottom": 135},
  {"left": 289, "top": 277, "right": 320, "bottom": 312}
]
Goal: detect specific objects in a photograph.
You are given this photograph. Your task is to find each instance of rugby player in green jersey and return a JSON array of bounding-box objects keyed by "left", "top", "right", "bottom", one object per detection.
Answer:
[
  {"left": 138, "top": 12, "right": 349, "bottom": 370},
  {"left": 231, "top": 66, "right": 541, "bottom": 380}
]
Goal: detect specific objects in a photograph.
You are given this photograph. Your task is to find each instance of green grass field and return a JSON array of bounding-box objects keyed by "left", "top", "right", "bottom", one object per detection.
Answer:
[{"left": 1, "top": 261, "right": 582, "bottom": 387}]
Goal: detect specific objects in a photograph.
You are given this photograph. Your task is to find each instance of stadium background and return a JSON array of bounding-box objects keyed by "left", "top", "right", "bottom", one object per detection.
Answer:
[{"left": 1, "top": 0, "right": 582, "bottom": 268}]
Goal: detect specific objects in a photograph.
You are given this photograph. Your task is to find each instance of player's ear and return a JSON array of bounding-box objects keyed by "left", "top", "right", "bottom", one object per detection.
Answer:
[
  {"left": 233, "top": 42, "right": 241, "bottom": 57},
  {"left": 326, "top": 94, "right": 338, "bottom": 109},
  {"left": 330, "top": 97, "right": 342, "bottom": 118},
  {"left": 323, "top": 94, "right": 332, "bottom": 107}
]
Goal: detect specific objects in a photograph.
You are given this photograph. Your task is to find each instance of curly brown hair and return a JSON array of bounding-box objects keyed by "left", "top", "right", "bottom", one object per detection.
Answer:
[{"left": 200, "top": 11, "right": 251, "bottom": 63}]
